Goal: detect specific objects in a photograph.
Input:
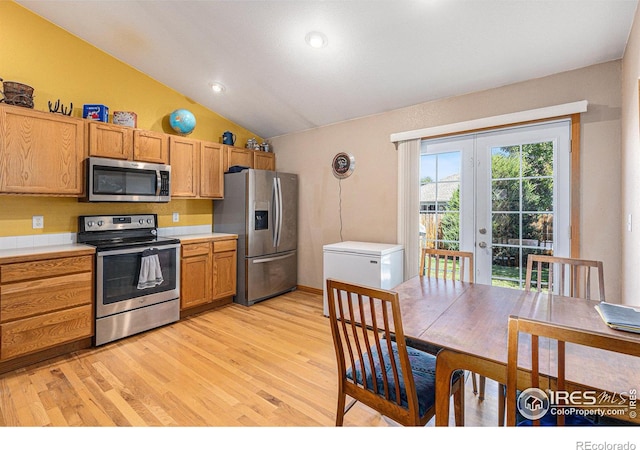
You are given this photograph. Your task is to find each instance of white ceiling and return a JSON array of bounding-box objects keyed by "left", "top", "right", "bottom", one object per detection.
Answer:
[{"left": 17, "top": 0, "right": 638, "bottom": 139}]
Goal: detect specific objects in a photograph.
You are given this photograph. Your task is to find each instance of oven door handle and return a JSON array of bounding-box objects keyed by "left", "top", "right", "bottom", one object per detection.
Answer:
[{"left": 97, "top": 243, "right": 180, "bottom": 257}]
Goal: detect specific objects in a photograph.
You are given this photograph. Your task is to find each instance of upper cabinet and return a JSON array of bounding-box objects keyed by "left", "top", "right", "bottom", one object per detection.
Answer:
[
  {"left": 170, "top": 136, "right": 225, "bottom": 199},
  {"left": 224, "top": 145, "right": 275, "bottom": 172},
  {"left": 87, "top": 122, "right": 132, "bottom": 160},
  {"left": 88, "top": 122, "right": 169, "bottom": 164},
  {"left": 0, "top": 104, "right": 86, "bottom": 196},
  {"left": 200, "top": 142, "right": 224, "bottom": 198},
  {"left": 133, "top": 129, "right": 169, "bottom": 164},
  {"left": 225, "top": 145, "right": 253, "bottom": 169},
  {"left": 253, "top": 151, "right": 275, "bottom": 171},
  {"left": 170, "top": 135, "right": 200, "bottom": 198},
  {"left": 0, "top": 103, "right": 271, "bottom": 199}
]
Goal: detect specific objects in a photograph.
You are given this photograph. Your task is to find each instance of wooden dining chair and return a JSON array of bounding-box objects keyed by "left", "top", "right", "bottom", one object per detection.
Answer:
[
  {"left": 419, "top": 247, "right": 485, "bottom": 400},
  {"left": 506, "top": 315, "right": 640, "bottom": 426},
  {"left": 525, "top": 254, "right": 605, "bottom": 301},
  {"left": 326, "top": 278, "right": 465, "bottom": 426},
  {"left": 420, "top": 248, "right": 474, "bottom": 284},
  {"left": 434, "top": 347, "right": 506, "bottom": 426}
]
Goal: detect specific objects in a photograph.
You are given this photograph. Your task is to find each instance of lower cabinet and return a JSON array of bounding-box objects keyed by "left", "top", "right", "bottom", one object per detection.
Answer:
[
  {"left": 180, "top": 237, "right": 237, "bottom": 314},
  {"left": 0, "top": 252, "right": 94, "bottom": 362},
  {"left": 181, "top": 242, "right": 212, "bottom": 309},
  {"left": 212, "top": 240, "right": 237, "bottom": 299}
]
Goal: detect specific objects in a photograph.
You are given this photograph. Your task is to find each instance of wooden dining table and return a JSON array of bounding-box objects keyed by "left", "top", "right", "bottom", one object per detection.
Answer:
[{"left": 393, "top": 276, "right": 640, "bottom": 426}]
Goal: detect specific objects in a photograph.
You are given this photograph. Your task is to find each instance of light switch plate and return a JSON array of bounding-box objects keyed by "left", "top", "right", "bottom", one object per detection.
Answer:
[{"left": 172, "top": 212, "right": 179, "bottom": 223}]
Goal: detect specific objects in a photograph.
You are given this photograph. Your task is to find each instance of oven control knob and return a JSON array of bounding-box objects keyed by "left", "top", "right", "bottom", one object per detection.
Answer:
[
  {"left": 97, "top": 220, "right": 104, "bottom": 227},
  {"left": 147, "top": 219, "right": 152, "bottom": 224},
  {"left": 139, "top": 219, "right": 144, "bottom": 225},
  {"left": 87, "top": 221, "right": 94, "bottom": 228}
]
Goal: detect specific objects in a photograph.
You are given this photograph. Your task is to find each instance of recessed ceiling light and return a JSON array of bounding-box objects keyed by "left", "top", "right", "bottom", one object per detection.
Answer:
[
  {"left": 305, "top": 31, "right": 328, "bottom": 49},
  {"left": 210, "top": 82, "right": 225, "bottom": 94}
]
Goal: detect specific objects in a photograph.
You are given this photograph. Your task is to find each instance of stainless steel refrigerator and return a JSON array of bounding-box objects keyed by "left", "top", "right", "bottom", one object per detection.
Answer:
[{"left": 214, "top": 169, "right": 298, "bottom": 306}]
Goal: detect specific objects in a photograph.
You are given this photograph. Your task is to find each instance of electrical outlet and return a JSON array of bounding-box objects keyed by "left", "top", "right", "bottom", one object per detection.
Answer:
[
  {"left": 172, "top": 212, "right": 179, "bottom": 223},
  {"left": 32, "top": 215, "right": 44, "bottom": 229}
]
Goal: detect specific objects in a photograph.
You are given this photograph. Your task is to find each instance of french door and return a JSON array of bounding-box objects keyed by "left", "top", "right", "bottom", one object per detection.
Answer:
[{"left": 420, "top": 120, "right": 571, "bottom": 288}]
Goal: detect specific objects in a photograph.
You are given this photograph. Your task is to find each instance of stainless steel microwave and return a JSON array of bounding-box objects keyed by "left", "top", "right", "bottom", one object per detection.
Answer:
[{"left": 85, "top": 157, "right": 171, "bottom": 202}]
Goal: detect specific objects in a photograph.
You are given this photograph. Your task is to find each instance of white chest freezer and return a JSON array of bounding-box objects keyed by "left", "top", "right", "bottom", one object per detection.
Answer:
[{"left": 323, "top": 241, "right": 404, "bottom": 316}]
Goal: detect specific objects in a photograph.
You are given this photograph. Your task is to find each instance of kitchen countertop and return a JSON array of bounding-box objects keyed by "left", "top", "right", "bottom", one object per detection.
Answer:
[
  {"left": 0, "top": 233, "right": 237, "bottom": 264},
  {"left": 0, "top": 243, "right": 96, "bottom": 264},
  {"left": 172, "top": 233, "right": 238, "bottom": 243}
]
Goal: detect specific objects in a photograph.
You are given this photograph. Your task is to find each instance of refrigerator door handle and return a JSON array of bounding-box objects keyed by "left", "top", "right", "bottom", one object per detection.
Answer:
[
  {"left": 252, "top": 252, "right": 296, "bottom": 264},
  {"left": 272, "top": 177, "right": 281, "bottom": 247},
  {"left": 276, "top": 176, "right": 283, "bottom": 248}
]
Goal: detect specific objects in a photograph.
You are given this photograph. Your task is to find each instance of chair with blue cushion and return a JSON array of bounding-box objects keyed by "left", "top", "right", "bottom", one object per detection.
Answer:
[
  {"left": 326, "top": 278, "right": 464, "bottom": 426},
  {"left": 506, "top": 315, "right": 640, "bottom": 426}
]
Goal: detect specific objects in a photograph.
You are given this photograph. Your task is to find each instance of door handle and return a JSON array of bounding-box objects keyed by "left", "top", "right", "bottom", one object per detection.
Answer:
[{"left": 478, "top": 242, "right": 488, "bottom": 249}]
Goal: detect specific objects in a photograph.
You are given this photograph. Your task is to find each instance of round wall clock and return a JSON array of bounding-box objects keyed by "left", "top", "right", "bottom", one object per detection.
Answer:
[{"left": 332, "top": 152, "right": 355, "bottom": 179}]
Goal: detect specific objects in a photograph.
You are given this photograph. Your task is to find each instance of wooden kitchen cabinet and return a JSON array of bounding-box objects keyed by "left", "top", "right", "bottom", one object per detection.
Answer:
[
  {"left": 224, "top": 145, "right": 276, "bottom": 172},
  {"left": 253, "top": 151, "right": 275, "bottom": 171},
  {"left": 171, "top": 137, "right": 224, "bottom": 199},
  {"left": 170, "top": 135, "right": 200, "bottom": 197},
  {"left": 133, "top": 129, "right": 169, "bottom": 164},
  {"left": 0, "top": 252, "right": 94, "bottom": 361},
  {"left": 0, "top": 104, "right": 86, "bottom": 196},
  {"left": 180, "top": 242, "right": 212, "bottom": 309},
  {"left": 88, "top": 122, "right": 169, "bottom": 164},
  {"left": 87, "top": 121, "right": 133, "bottom": 160},
  {"left": 213, "top": 240, "right": 237, "bottom": 299},
  {"left": 200, "top": 141, "right": 224, "bottom": 198},
  {"left": 225, "top": 145, "right": 253, "bottom": 170},
  {"left": 179, "top": 237, "right": 237, "bottom": 316}
]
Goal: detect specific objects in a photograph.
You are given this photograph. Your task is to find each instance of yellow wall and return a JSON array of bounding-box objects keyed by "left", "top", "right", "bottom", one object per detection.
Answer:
[{"left": 0, "top": 1, "right": 259, "bottom": 237}]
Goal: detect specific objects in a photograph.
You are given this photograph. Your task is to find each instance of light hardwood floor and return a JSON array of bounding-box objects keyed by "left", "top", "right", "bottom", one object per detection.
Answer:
[{"left": 0, "top": 289, "right": 501, "bottom": 426}]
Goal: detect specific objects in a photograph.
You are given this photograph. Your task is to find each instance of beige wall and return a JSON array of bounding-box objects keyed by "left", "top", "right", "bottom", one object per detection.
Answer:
[
  {"left": 622, "top": 5, "right": 640, "bottom": 306},
  {"left": 272, "top": 61, "right": 623, "bottom": 301}
]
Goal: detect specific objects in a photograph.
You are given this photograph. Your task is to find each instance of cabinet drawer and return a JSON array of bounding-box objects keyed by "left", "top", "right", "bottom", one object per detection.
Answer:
[
  {"left": 182, "top": 242, "right": 211, "bottom": 257},
  {"left": 1, "top": 255, "right": 93, "bottom": 284},
  {"left": 1, "top": 271, "right": 93, "bottom": 322},
  {"left": 213, "top": 240, "right": 236, "bottom": 253},
  {"left": 1, "top": 304, "right": 93, "bottom": 360}
]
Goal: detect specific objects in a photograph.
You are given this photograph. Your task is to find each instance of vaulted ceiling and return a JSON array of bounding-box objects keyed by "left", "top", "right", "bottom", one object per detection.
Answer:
[{"left": 17, "top": 0, "right": 638, "bottom": 138}]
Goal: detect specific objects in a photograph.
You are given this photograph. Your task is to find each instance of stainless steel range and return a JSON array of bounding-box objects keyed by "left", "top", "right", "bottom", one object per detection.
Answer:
[{"left": 77, "top": 214, "right": 180, "bottom": 346}]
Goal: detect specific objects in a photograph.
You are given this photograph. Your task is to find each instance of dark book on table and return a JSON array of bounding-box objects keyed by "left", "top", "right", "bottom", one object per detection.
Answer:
[{"left": 595, "top": 302, "right": 640, "bottom": 333}]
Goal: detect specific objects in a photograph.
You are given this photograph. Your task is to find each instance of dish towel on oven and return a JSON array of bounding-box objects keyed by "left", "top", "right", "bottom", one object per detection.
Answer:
[{"left": 137, "top": 248, "right": 164, "bottom": 289}]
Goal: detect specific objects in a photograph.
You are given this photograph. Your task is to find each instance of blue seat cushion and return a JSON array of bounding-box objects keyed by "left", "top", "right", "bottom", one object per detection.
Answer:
[{"left": 346, "top": 338, "right": 462, "bottom": 417}]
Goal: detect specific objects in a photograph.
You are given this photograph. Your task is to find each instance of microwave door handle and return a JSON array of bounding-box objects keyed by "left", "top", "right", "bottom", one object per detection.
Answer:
[{"left": 156, "top": 170, "right": 162, "bottom": 195}]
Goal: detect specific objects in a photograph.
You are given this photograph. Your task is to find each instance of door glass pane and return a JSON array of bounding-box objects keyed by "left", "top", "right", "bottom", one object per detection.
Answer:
[
  {"left": 522, "top": 142, "right": 553, "bottom": 177},
  {"left": 523, "top": 179, "right": 553, "bottom": 211},
  {"left": 420, "top": 151, "right": 461, "bottom": 251},
  {"left": 490, "top": 140, "right": 555, "bottom": 288},
  {"left": 492, "top": 179, "right": 519, "bottom": 211}
]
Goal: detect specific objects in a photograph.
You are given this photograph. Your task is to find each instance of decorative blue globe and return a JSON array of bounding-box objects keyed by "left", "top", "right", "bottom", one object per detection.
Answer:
[{"left": 169, "top": 109, "right": 196, "bottom": 135}]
